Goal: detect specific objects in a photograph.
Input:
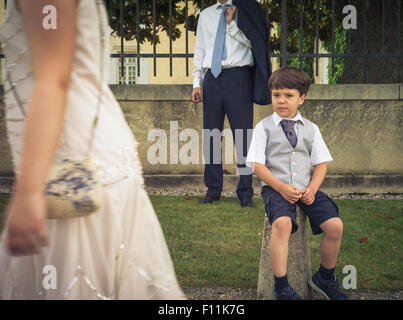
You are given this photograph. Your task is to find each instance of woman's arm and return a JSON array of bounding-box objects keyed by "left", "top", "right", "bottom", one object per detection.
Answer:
[
  {"left": 15, "top": 0, "right": 77, "bottom": 194},
  {"left": 5, "top": 0, "right": 77, "bottom": 256}
]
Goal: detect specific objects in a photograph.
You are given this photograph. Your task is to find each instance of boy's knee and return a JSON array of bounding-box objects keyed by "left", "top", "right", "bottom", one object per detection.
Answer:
[
  {"left": 333, "top": 218, "right": 343, "bottom": 235},
  {"left": 324, "top": 218, "right": 343, "bottom": 239},
  {"left": 272, "top": 217, "right": 292, "bottom": 236}
]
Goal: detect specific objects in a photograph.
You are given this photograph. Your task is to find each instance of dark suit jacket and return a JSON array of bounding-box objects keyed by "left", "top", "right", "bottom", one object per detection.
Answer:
[{"left": 233, "top": 0, "right": 272, "bottom": 105}]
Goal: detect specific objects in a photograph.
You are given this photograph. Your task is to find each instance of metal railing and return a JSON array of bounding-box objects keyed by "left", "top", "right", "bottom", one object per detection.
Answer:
[
  {"left": 109, "top": 0, "right": 193, "bottom": 78},
  {"left": 1, "top": 0, "right": 402, "bottom": 83},
  {"left": 267, "top": 0, "right": 402, "bottom": 81}
]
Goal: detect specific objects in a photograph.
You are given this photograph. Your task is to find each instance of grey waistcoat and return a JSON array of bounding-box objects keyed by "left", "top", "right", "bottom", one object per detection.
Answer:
[{"left": 261, "top": 115, "right": 315, "bottom": 190}]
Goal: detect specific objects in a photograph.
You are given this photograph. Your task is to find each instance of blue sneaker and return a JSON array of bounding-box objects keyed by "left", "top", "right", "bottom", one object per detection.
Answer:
[
  {"left": 308, "top": 271, "right": 349, "bottom": 300},
  {"left": 274, "top": 286, "right": 302, "bottom": 300}
]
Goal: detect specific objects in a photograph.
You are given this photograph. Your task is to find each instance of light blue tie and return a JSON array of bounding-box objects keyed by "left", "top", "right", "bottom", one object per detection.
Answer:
[{"left": 211, "top": 4, "right": 231, "bottom": 78}]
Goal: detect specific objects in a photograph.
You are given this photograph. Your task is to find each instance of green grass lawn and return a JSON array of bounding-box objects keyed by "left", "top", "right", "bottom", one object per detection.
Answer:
[
  {"left": 150, "top": 195, "right": 264, "bottom": 288},
  {"left": 152, "top": 195, "right": 403, "bottom": 291},
  {"left": 1, "top": 194, "right": 402, "bottom": 290}
]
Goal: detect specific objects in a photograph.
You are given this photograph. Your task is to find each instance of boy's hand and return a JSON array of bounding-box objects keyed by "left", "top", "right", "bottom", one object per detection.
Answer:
[
  {"left": 278, "top": 184, "right": 301, "bottom": 204},
  {"left": 301, "top": 187, "right": 317, "bottom": 205}
]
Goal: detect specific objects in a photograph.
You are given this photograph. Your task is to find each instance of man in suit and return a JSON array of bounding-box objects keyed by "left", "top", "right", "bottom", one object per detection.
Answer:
[{"left": 192, "top": 0, "right": 259, "bottom": 207}]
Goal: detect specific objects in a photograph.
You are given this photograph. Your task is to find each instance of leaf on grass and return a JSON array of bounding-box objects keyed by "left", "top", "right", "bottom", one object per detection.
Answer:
[
  {"left": 384, "top": 216, "right": 395, "bottom": 220},
  {"left": 359, "top": 237, "right": 368, "bottom": 243},
  {"left": 184, "top": 197, "right": 192, "bottom": 200},
  {"left": 375, "top": 215, "right": 382, "bottom": 219}
]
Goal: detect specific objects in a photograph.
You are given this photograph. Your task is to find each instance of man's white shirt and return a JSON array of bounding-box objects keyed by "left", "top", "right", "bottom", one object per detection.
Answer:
[
  {"left": 192, "top": 0, "right": 255, "bottom": 89},
  {"left": 245, "top": 112, "right": 333, "bottom": 169}
]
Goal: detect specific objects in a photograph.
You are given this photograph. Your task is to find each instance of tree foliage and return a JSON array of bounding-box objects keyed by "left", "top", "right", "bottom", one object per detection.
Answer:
[
  {"left": 105, "top": 0, "right": 187, "bottom": 44},
  {"left": 105, "top": 0, "right": 351, "bottom": 81},
  {"left": 105, "top": 0, "right": 349, "bottom": 47}
]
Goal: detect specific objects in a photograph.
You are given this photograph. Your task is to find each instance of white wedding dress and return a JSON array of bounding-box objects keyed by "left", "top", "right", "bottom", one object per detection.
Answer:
[{"left": 0, "top": 0, "right": 186, "bottom": 300}]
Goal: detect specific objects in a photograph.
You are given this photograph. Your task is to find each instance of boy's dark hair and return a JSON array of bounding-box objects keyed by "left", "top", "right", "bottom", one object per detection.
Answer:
[{"left": 268, "top": 66, "right": 311, "bottom": 96}]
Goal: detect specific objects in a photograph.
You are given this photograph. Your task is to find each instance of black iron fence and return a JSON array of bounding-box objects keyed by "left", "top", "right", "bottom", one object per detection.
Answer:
[{"left": 1, "top": 0, "right": 402, "bottom": 83}]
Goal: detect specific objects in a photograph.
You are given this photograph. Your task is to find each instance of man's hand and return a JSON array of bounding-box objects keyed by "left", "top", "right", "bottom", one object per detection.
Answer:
[
  {"left": 278, "top": 184, "right": 301, "bottom": 204},
  {"left": 301, "top": 187, "right": 317, "bottom": 205},
  {"left": 225, "top": 6, "right": 237, "bottom": 25},
  {"left": 192, "top": 87, "right": 202, "bottom": 103}
]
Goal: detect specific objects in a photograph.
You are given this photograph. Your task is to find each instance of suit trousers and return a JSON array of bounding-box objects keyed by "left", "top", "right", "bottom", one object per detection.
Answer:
[{"left": 202, "top": 66, "right": 254, "bottom": 201}]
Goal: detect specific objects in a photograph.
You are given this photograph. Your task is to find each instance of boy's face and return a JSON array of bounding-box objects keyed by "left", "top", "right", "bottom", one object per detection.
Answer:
[{"left": 271, "top": 88, "right": 306, "bottom": 119}]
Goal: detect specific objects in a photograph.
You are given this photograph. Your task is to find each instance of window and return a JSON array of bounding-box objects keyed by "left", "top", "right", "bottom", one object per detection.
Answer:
[{"left": 118, "top": 57, "right": 137, "bottom": 84}]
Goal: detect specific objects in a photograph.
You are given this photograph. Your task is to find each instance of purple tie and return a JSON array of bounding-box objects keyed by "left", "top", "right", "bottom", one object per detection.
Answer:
[{"left": 280, "top": 120, "right": 298, "bottom": 148}]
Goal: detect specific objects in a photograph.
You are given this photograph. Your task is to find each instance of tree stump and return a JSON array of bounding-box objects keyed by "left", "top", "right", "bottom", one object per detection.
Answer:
[{"left": 257, "top": 206, "right": 312, "bottom": 299}]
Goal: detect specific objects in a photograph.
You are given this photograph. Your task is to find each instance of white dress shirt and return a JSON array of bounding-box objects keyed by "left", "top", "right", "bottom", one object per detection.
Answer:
[
  {"left": 192, "top": 0, "right": 255, "bottom": 88},
  {"left": 245, "top": 111, "right": 333, "bottom": 168}
]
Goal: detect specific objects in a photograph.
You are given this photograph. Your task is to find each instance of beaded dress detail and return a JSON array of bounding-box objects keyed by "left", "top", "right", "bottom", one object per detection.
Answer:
[{"left": 0, "top": 0, "right": 185, "bottom": 300}]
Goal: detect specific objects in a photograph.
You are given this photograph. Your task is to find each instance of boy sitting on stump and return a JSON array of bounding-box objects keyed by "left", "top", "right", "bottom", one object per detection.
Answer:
[{"left": 246, "top": 67, "right": 348, "bottom": 300}]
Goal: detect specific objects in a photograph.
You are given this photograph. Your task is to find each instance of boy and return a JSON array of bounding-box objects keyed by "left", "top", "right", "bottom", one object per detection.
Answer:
[{"left": 245, "top": 67, "right": 348, "bottom": 300}]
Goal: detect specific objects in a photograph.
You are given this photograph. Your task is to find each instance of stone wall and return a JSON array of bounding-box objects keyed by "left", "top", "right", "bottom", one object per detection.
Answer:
[{"left": 1, "top": 84, "right": 402, "bottom": 194}]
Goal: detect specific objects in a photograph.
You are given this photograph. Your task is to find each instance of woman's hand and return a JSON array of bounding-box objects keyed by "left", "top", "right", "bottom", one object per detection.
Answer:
[{"left": 5, "top": 191, "right": 48, "bottom": 256}]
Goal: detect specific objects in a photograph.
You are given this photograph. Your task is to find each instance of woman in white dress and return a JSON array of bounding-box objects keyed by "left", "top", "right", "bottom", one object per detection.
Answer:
[{"left": 0, "top": 0, "right": 186, "bottom": 300}]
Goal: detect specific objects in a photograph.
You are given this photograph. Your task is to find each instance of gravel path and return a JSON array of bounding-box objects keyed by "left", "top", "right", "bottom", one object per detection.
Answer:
[
  {"left": 144, "top": 187, "right": 403, "bottom": 200},
  {"left": 2, "top": 181, "right": 402, "bottom": 200},
  {"left": 183, "top": 287, "right": 403, "bottom": 300}
]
